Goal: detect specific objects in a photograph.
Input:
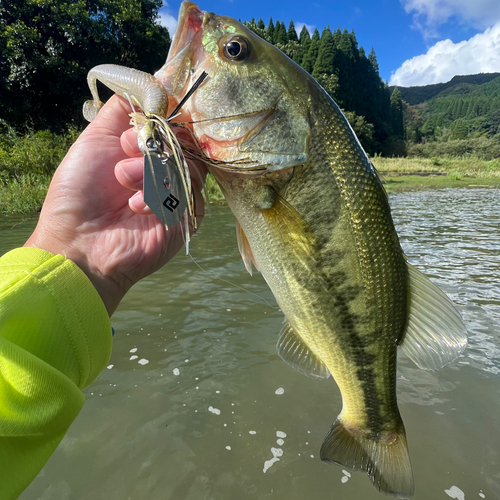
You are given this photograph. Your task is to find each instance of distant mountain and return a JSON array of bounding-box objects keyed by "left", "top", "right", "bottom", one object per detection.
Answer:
[
  {"left": 397, "top": 73, "right": 500, "bottom": 158},
  {"left": 391, "top": 73, "right": 500, "bottom": 105}
]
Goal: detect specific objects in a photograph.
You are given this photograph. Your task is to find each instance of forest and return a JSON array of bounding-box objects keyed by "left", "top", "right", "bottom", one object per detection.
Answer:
[
  {"left": 0, "top": 0, "right": 405, "bottom": 157},
  {"left": 1, "top": 0, "right": 499, "bottom": 192}
]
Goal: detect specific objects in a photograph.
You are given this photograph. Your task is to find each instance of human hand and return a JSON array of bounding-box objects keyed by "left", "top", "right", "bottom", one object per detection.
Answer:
[{"left": 25, "top": 96, "right": 207, "bottom": 316}]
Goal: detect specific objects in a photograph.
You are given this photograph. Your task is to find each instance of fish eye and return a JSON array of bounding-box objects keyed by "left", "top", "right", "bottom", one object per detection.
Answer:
[{"left": 223, "top": 36, "right": 250, "bottom": 62}]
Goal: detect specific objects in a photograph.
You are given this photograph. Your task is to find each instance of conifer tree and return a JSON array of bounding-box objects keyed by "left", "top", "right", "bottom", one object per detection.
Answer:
[
  {"left": 301, "top": 28, "right": 320, "bottom": 74},
  {"left": 368, "top": 47, "right": 379, "bottom": 74},
  {"left": 267, "top": 17, "right": 275, "bottom": 43},
  {"left": 333, "top": 27, "right": 342, "bottom": 46},
  {"left": 257, "top": 18, "right": 265, "bottom": 30},
  {"left": 390, "top": 87, "right": 404, "bottom": 137},
  {"left": 275, "top": 21, "right": 288, "bottom": 44},
  {"left": 312, "top": 27, "right": 335, "bottom": 79},
  {"left": 298, "top": 25, "right": 311, "bottom": 65},
  {"left": 299, "top": 25, "right": 311, "bottom": 45},
  {"left": 288, "top": 20, "right": 299, "bottom": 42}
]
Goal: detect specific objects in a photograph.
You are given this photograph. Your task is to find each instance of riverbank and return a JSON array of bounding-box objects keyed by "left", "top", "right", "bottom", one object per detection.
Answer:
[
  {"left": 1, "top": 157, "right": 499, "bottom": 215},
  {"left": 372, "top": 156, "right": 500, "bottom": 193}
]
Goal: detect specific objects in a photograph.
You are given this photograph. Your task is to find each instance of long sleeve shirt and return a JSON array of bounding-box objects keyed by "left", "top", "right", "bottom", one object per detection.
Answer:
[{"left": 0, "top": 248, "right": 112, "bottom": 499}]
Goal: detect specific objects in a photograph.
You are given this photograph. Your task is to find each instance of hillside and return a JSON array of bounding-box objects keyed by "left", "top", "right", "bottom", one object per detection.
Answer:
[
  {"left": 399, "top": 73, "right": 500, "bottom": 159},
  {"left": 391, "top": 73, "right": 500, "bottom": 105}
]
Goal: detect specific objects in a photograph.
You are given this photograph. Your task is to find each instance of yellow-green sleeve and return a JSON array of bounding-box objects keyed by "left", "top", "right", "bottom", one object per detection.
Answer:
[{"left": 0, "top": 247, "right": 113, "bottom": 499}]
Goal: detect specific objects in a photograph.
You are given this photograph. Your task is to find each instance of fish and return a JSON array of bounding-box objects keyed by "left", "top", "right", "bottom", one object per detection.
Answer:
[{"left": 84, "top": 2, "right": 467, "bottom": 497}]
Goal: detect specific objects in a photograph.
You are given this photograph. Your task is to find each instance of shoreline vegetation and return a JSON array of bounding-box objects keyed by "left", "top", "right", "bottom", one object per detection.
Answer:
[
  {"left": 1, "top": 127, "right": 499, "bottom": 216},
  {"left": 1, "top": 154, "right": 499, "bottom": 216}
]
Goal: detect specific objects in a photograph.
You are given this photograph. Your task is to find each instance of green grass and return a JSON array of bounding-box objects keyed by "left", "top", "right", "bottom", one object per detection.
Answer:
[
  {"left": 0, "top": 174, "right": 51, "bottom": 215},
  {"left": 0, "top": 124, "right": 79, "bottom": 215},
  {"left": 371, "top": 156, "right": 500, "bottom": 193},
  {"left": 1, "top": 124, "right": 499, "bottom": 216}
]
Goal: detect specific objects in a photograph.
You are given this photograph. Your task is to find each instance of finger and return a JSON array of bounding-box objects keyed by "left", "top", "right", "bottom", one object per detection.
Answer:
[
  {"left": 115, "top": 158, "right": 144, "bottom": 190},
  {"left": 121, "top": 128, "right": 143, "bottom": 157},
  {"left": 129, "top": 190, "right": 154, "bottom": 215}
]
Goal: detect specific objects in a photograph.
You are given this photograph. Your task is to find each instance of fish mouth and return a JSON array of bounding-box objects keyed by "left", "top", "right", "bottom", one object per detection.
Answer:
[
  {"left": 154, "top": 2, "right": 207, "bottom": 101},
  {"left": 168, "top": 2, "right": 204, "bottom": 63}
]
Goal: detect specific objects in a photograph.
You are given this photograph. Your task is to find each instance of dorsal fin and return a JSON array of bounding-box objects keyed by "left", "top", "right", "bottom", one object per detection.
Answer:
[
  {"left": 235, "top": 218, "right": 257, "bottom": 275},
  {"left": 277, "top": 318, "right": 330, "bottom": 380},
  {"left": 400, "top": 264, "right": 468, "bottom": 371}
]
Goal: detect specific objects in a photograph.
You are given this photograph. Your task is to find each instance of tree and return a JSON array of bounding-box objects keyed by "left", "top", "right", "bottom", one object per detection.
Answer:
[
  {"left": 267, "top": 17, "right": 275, "bottom": 43},
  {"left": 298, "top": 25, "right": 311, "bottom": 65},
  {"left": 316, "top": 73, "right": 340, "bottom": 102},
  {"left": 368, "top": 47, "right": 379, "bottom": 75},
  {"left": 257, "top": 18, "right": 265, "bottom": 30},
  {"left": 0, "top": 0, "right": 170, "bottom": 131},
  {"left": 301, "top": 28, "right": 320, "bottom": 74},
  {"left": 274, "top": 21, "right": 288, "bottom": 45},
  {"left": 312, "top": 27, "right": 335, "bottom": 79},
  {"left": 287, "top": 20, "right": 299, "bottom": 42},
  {"left": 343, "top": 110, "right": 377, "bottom": 155},
  {"left": 390, "top": 88, "right": 404, "bottom": 137}
]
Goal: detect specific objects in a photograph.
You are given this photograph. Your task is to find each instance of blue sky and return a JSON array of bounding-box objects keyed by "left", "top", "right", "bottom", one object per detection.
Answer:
[{"left": 159, "top": 0, "right": 500, "bottom": 87}]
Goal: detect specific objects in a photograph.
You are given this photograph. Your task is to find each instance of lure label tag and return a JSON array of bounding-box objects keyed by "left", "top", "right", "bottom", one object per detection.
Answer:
[{"left": 143, "top": 154, "right": 187, "bottom": 226}]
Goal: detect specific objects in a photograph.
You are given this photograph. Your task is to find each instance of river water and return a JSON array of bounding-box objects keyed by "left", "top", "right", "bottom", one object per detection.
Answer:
[{"left": 1, "top": 188, "right": 499, "bottom": 500}]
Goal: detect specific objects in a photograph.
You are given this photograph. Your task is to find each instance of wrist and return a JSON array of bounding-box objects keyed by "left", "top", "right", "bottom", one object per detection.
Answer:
[{"left": 24, "top": 231, "right": 129, "bottom": 317}]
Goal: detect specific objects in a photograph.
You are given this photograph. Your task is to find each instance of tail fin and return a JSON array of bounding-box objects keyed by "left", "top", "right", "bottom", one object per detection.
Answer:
[{"left": 320, "top": 418, "right": 414, "bottom": 499}]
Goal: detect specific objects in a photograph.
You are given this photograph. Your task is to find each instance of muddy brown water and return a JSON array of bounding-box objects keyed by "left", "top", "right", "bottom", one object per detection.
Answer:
[{"left": 1, "top": 188, "right": 499, "bottom": 500}]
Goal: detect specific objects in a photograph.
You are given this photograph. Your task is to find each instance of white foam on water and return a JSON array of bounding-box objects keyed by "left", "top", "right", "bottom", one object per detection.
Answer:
[
  {"left": 130, "top": 348, "right": 137, "bottom": 353},
  {"left": 208, "top": 406, "right": 221, "bottom": 415},
  {"left": 106, "top": 365, "right": 113, "bottom": 369},
  {"left": 227, "top": 309, "right": 231, "bottom": 311},
  {"left": 445, "top": 486, "right": 465, "bottom": 500},
  {"left": 185, "top": 359, "right": 189, "bottom": 363},
  {"left": 276, "top": 439, "right": 284, "bottom": 446},
  {"left": 341, "top": 476, "right": 349, "bottom": 484},
  {"left": 263, "top": 448, "right": 283, "bottom": 473},
  {"left": 276, "top": 431, "right": 287, "bottom": 438},
  {"left": 130, "top": 355, "right": 138, "bottom": 360},
  {"left": 275, "top": 387, "right": 284, "bottom": 395},
  {"left": 138, "top": 359, "right": 149, "bottom": 365},
  {"left": 342, "top": 470, "right": 351, "bottom": 477},
  {"left": 216, "top": 390, "right": 221, "bottom": 394},
  {"left": 249, "top": 431, "right": 256, "bottom": 435},
  {"left": 479, "top": 494, "right": 485, "bottom": 499},
  {"left": 310, "top": 455, "right": 314, "bottom": 458},
  {"left": 173, "top": 368, "right": 180, "bottom": 376},
  {"left": 226, "top": 446, "right": 231, "bottom": 450}
]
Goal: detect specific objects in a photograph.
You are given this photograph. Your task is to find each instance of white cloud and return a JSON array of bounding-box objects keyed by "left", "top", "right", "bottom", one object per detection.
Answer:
[
  {"left": 401, "top": 0, "right": 500, "bottom": 34},
  {"left": 390, "top": 21, "right": 500, "bottom": 86},
  {"left": 159, "top": 10, "right": 177, "bottom": 36},
  {"left": 295, "top": 22, "right": 316, "bottom": 36}
]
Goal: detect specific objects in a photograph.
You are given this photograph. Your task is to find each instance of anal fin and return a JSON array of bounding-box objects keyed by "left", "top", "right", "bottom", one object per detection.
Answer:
[
  {"left": 277, "top": 318, "right": 330, "bottom": 380},
  {"left": 235, "top": 218, "right": 257, "bottom": 276},
  {"left": 400, "top": 264, "right": 468, "bottom": 371}
]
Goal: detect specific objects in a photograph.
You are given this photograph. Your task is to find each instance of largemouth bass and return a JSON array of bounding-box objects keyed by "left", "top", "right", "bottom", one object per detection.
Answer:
[{"left": 84, "top": 2, "right": 467, "bottom": 497}]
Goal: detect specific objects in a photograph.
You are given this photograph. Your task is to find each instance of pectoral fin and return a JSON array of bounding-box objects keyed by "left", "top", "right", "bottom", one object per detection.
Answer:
[
  {"left": 400, "top": 264, "right": 468, "bottom": 371},
  {"left": 235, "top": 219, "right": 257, "bottom": 276},
  {"left": 277, "top": 318, "right": 330, "bottom": 380}
]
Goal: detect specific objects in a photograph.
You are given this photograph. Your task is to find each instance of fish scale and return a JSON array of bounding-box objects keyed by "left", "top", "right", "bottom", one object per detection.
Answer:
[{"left": 82, "top": 2, "right": 467, "bottom": 496}]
